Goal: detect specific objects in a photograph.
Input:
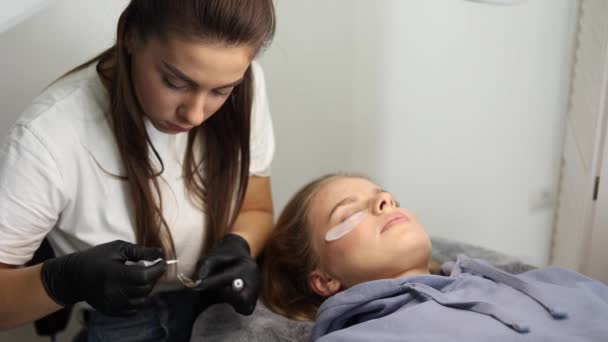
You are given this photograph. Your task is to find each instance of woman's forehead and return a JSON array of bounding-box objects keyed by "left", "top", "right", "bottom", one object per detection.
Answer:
[{"left": 313, "top": 178, "right": 377, "bottom": 213}]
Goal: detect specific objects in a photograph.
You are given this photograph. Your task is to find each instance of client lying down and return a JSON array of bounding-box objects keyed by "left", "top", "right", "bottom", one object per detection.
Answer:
[{"left": 261, "top": 174, "right": 608, "bottom": 341}]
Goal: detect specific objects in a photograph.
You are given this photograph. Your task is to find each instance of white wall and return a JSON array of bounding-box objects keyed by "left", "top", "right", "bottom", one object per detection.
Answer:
[
  {"left": 0, "top": 0, "right": 129, "bottom": 139},
  {"left": 0, "top": 1, "right": 52, "bottom": 34},
  {"left": 261, "top": 0, "right": 579, "bottom": 266}
]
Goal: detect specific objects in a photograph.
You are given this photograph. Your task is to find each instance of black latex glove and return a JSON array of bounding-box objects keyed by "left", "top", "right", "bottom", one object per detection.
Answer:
[
  {"left": 41, "top": 240, "right": 166, "bottom": 316},
  {"left": 195, "top": 233, "right": 260, "bottom": 315}
]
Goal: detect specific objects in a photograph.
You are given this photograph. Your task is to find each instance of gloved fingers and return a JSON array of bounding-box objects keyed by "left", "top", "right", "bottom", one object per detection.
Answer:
[
  {"left": 123, "top": 283, "right": 155, "bottom": 298},
  {"left": 215, "top": 234, "right": 252, "bottom": 257},
  {"left": 217, "top": 279, "right": 260, "bottom": 315},
  {"left": 96, "top": 284, "right": 154, "bottom": 316},
  {"left": 228, "top": 290, "right": 258, "bottom": 315},
  {"left": 197, "top": 255, "right": 242, "bottom": 280},
  {"left": 120, "top": 242, "right": 164, "bottom": 263},
  {"left": 195, "top": 262, "right": 246, "bottom": 292},
  {"left": 196, "top": 260, "right": 259, "bottom": 298},
  {"left": 140, "top": 261, "right": 167, "bottom": 282},
  {"left": 235, "top": 269, "right": 261, "bottom": 315},
  {"left": 93, "top": 290, "right": 139, "bottom": 317},
  {"left": 233, "top": 295, "right": 257, "bottom": 315},
  {"left": 121, "top": 261, "right": 167, "bottom": 285}
]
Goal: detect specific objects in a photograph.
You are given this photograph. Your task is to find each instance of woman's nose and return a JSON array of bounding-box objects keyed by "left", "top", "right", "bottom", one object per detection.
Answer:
[
  {"left": 178, "top": 93, "right": 206, "bottom": 126},
  {"left": 372, "top": 192, "right": 395, "bottom": 214}
]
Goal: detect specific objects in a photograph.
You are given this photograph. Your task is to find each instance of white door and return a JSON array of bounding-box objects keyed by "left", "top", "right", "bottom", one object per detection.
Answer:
[
  {"left": 551, "top": 0, "right": 608, "bottom": 282},
  {"left": 586, "top": 131, "right": 608, "bottom": 283}
]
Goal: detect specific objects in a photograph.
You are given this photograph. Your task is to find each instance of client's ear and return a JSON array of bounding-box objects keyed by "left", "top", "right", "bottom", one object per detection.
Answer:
[{"left": 308, "top": 269, "right": 341, "bottom": 297}]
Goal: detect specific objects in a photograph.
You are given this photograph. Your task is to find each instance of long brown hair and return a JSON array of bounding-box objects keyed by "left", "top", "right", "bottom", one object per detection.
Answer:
[{"left": 68, "top": 0, "right": 275, "bottom": 258}]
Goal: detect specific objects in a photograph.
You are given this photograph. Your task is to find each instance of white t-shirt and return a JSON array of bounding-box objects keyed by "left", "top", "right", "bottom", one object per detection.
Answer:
[{"left": 0, "top": 61, "right": 274, "bottom": 286}]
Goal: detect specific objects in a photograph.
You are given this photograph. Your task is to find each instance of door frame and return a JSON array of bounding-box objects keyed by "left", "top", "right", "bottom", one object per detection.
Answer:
[{"left": 586, "top": 112, "right": 608, "bottom": 283}]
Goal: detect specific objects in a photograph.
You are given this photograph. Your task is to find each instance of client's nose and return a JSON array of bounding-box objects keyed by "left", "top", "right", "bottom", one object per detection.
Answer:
[{"left": 373, "top": 192, "right": 394, "bottom": 214}]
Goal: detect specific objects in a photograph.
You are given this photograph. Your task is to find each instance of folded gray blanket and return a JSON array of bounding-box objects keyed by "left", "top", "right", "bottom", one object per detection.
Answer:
[
  {"left": 190, "top": 237, "right": 536, "bottom": 342},
  {"left": 191, "top": 300, "right": 313, "bottom": 342},
  {"left": 430, "top": 236, "right": 536, "bottom": 274}
]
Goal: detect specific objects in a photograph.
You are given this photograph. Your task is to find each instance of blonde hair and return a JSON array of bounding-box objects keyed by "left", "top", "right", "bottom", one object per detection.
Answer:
[
  {"left": 261, "top": 173, "right": 373, "bottom": 320},
  {"left": 261, "top": 173, "right": 441, "bottom": 320}
]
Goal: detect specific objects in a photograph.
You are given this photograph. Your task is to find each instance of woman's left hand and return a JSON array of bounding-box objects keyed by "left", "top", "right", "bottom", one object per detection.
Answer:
[{"left": 194, "top": 233, "right": 260, "bottom": 315}]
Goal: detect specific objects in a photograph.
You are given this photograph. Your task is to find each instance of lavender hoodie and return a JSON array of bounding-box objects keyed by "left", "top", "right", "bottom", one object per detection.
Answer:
[{"left": 311, "top": 255, "right": 608, "bottom": 341}]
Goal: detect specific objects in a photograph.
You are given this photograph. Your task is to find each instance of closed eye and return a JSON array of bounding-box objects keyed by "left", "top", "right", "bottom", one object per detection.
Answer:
[
  {"left": 339, "top": 212, "right": 356, "bottom": 223},
  {"left": 339, "top": 207, "right": 367, "bottom": 223},
  {"left": 162, "top": 77, "right": 188, "bottom": 90},
  {"left": 212, "top": 87, "right": 233, "bottom": 97}
]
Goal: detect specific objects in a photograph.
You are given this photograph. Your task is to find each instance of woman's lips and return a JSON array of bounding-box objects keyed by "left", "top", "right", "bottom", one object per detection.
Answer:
[
  {"left": 381, "top": 213, "right": 409, "bottom": 234},
  {"left": 166, "top": 122, "right": 191, "bottom": 133}
]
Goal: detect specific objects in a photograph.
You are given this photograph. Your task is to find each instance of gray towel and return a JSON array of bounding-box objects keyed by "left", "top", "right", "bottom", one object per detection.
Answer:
[
  {"left": 430, "top": 236, "right": 536, "bottom": 274},
  {"left": 191, "top": 301, "right": 313, "bottom": 342}
]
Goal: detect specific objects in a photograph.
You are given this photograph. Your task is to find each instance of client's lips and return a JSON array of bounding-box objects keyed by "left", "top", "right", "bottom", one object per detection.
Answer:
[{"left": 381, "top": 213, "right": 409, "bottom": 234}]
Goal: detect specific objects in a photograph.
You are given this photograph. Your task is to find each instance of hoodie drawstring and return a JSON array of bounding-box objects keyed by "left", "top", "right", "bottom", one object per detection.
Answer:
[
  {"left": 402, "top": 282, "right": 531, "bottom": 333},
  {"left": 459, "top": 258, "right": 568, "bottom": 319}
]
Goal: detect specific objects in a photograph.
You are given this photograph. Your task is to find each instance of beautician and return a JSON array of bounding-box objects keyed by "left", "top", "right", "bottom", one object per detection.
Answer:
[{"left": 0, "top": 1, "right": 276, "bottom": 341}]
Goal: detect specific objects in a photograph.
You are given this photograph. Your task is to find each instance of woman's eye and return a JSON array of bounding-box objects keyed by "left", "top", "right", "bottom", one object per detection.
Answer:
[
  {"left": 212, "top": 88, "right": 233, "bottom": 97},
  {"left": 162, "top": 77, "right": 187, "bottom": 90},
  {"left": 340, "top": 213, "right": 355, "bottom": 223},
  {"left": 340, "top": 209, "right": 365, "bottom": 223}
]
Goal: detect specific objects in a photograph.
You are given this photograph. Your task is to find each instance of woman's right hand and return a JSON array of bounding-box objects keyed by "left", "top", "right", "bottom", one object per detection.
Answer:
[{"left": 40, "top": 240, "right": 166, "bottom": 316}]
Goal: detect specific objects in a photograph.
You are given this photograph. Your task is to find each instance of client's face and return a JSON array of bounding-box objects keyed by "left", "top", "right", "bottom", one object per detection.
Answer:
[{"left": 307, "top": 177, "right": 432, "bottom": 295}]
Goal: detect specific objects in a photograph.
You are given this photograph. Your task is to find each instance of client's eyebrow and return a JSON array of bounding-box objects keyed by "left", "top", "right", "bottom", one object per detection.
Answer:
[{"left": 326, "top": 188, "right": 384, "bottom": 222}]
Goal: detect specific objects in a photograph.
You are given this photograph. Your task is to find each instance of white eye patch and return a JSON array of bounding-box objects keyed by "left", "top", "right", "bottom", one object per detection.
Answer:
[{"left": 325, "top": 210, "right": 368, "bottom": 242}]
